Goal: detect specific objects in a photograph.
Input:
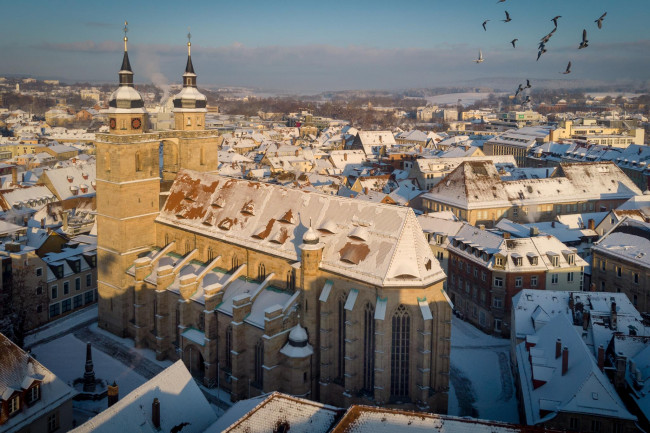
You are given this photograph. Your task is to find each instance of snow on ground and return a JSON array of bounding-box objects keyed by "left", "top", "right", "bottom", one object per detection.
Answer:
[
  {"left": 24, "top": 304, "right": 98, "bottom": 348},
  {"left": 426, "top": 92, "right": 508, "bottom": 107},
  {"left": 449, "top": 316, "right": 519, "bottom": 424},
  {"left": 31, "top": 333, "right": 149, "bottom": 425}
]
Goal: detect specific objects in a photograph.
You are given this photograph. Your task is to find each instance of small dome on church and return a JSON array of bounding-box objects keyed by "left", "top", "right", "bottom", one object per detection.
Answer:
[
  {"left": 172, "top": 36, "right": 207, "bottom": 113},
  {"left": 302, "top": 226, "right": 319, "bottom": 245},
  {"left": 107, "top": 28, "right": 146, "bottom": 114},
  {"left": 288, "top": 324, "right": 308, "bottom": 345}
]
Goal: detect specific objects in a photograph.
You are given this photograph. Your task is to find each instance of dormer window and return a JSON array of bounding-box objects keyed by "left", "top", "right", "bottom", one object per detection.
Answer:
[
  {"left": 241, "top": 201, "right": 255, "bottom": 215},
  {"left": 435, "top": 234, "right": 443, "bottom": 245},
  {"left": 82, "top": 172, "right": 88, "bottom": 180},
  {"left": 495, "top": 255, "right": 505, "bottom": 267},
  {"left": 67, "top": 175, "right": 74, "bottom": 183},
  {"left": 212, "top": 196, "right": 225, "bottom": 208},
  {"left": 547, "top": 252, "right": 560, "bottom": 267},
  {"left": 513, "top": 255, "right": 523, "bottom": 267},
  {"left": 26, "top": 384, "right": 40, "bottom": 405},
  {"left": 70, "top": 186, "right": 79, "bottom": 196},
  {"left": 9, "top": 395, "right": 20, "bottom": 416}
]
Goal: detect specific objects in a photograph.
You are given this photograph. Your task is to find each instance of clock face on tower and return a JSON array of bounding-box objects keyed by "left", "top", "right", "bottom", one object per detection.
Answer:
[
  {"left": 131, "top": 118, "right": 142, "bottom": 130},
  {"left": 109, "top": 118, "right": 116, "bottom": 129}
]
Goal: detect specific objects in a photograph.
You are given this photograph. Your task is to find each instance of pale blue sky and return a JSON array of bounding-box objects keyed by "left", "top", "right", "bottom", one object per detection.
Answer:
[{"left": 0, "top": 0, "right": 648, "bottom": 92}]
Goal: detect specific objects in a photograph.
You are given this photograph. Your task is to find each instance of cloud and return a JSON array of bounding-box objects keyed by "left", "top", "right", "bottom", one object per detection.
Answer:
[{"left": 39, "top": 40, "right": 121, "bottom": 53}]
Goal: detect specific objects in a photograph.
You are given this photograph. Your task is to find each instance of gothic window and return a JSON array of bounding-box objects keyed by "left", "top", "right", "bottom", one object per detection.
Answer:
[
  {"left": 391, "top": 304, "right": 410, "bottom": 399},
  {"left": 200, "top": 146, "right": 206, "bottom": 165},
  {"left": 363, "top": 302, "right": 375, "bottom": 394},
  {"left": 337, "top": 295, "right": 346, "bottom": 381},
  {"left": 232, "top": 255, "right": 239, "bottom": 271},
  {"left": 286, "top": 269, "right": 296, "bottom": 291},
  {"left": 207, "top": 247, "right": 214, "bottom": 262},
  {"left": 135, "top": 151, "right": 142, "bottom": 172},
  {"left": 165, "top": 234, "right": 170, "bottom": 246},
  {"left": 175, "top": 305, "right": 180, "bottom": 346},
  {"left": 254, "top": 339, "right": 264, "bottom": 387},
  {"left": 186, "top": 117, "right": 191, "bottom": 127},
  {"left": 258, "top": 263, "right": 266, "bottom": 281},
  {"left": 225, "top": 325, "right": 233, "bottom": 372},
  {"left": 197, "top": 311, "right": 205, "bottom": 332},
  {"left": 185, "top": 240, "right": 191, "bottom": 254}
]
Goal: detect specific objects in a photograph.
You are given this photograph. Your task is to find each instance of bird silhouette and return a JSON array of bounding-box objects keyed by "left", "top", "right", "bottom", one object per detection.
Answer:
[
  {"left": 540, "top": 28, "right": 556, "bottom": 44},
  {"left": 595, "top": 12, "right": 607, "bottom": 29},
  {"left": 497, "top": 0, "right": 506, "bottom": 2},
  {"left": 537, "top": 44, "right": 547, "bottom": 61},
  {"left": 525, "top": 79, "right": 531, "bottom": 89},
  {"left": 474, "top": 50, "right": 484, "bottom": 63},
  {"left": 502, "top": 11, "right": 512, "bottom": 23},
  {"left": 562, "top": 61, "right": 572, "bottom": 74},
  {"left": 511, "top": 38, "right": 518, "bottom": 48},
  {"left": 551, "top": 16, "right": 562, "bottom": 28},
  {"left": 579, "top": 29, "right": 589, "bottom": 49},
  {"left": 515, "top": 84, "right": 524, "bottom": 98},
  {"left": 522, "top": 95, "right": 531, "bottom": 107},
  {"left": 482, "top": 20, "right": 490, "bottom": 31}
]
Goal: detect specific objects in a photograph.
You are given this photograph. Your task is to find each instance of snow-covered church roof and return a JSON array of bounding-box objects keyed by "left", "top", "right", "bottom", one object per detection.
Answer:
[{"left": 157, "top": 170, "right": 445, "bottom": 287}]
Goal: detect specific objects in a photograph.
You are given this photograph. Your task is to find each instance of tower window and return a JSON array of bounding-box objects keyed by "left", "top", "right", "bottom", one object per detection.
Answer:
[
  {"left": 363, "top": 302, "right": 375, "bottom": 394},
  {"left": 186, "top": 117, "right": 191, "bottom": 126},
  {"left": 391, "top": 304, "right": 410, "bottom": 399},
  {"left": 225, "top": 325, "right": 233, "bottom": 371},
  {"left": 254, "top": 339, "right": 264, "bottom": 387},
  {"left": 135, "top": 151, "right": 142, "bottom": 172},
  {"left": 337, "top": 295, "right": 346, "bottom": 382},
  {"left": 258, "top": 263, "right": 266, "bottom": 281}
]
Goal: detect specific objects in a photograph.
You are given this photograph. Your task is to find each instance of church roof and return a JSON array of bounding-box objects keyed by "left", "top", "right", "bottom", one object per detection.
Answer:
[{"left": 157, "top": 170, "right": 445, "bottom": 287}]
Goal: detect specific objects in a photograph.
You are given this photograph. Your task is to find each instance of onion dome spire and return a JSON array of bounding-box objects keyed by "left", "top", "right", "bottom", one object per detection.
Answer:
[
  {"left": 172, "top": 28, "right": 207, "bottom": 112},
  {"left": 108, "top": 20, "right": 145, "bottom": 111},
  {"left": 183, "top": 28, "right": 197, "bottom": 87}
]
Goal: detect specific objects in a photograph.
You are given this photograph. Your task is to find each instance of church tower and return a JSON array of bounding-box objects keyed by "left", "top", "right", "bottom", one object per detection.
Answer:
[
  {"left": 96, "top": 23, "right": 161, "bottom": 336},
  {"left": 161, "top": 31, "right": 219, "bottom": 182},
  {"left": 173, "top": 31, "right": 207, "bottom": 131}
]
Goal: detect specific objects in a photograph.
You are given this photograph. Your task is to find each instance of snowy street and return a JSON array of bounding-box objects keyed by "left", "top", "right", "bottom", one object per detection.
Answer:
[{"left": 449, "top": 316, "right": 519, "bottom": 423}]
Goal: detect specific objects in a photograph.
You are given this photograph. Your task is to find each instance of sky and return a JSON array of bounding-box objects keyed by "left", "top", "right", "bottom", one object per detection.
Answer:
[{"left": 0, "top": 0, "right": 649, "bottom": 93}]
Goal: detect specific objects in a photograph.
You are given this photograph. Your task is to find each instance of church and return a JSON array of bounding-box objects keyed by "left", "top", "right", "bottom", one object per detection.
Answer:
[{"left": 96, "top": 27, "right": 451, "bottom": 413}]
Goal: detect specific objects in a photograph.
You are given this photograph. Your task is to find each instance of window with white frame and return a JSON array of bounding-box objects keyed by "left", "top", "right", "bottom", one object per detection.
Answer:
[
  {"left": 515, "top": 277, "right": 522, "bottom": 287},
  {"left": 531, "top": 275, "right": 538, "bottom": 287},
  {"left": 494, "top": 277, "right": 504, "bottom": 287},
  {"left": 551, "top": 274, "right": 559, "bottom": 284},
  {"left": 567, "top": 272, "right": 574, "bottom": 282}
]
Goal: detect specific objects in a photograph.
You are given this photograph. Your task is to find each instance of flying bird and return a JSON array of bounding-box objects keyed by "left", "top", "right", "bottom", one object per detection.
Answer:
[
  {"left": 522, "top": 95, "right": 531, "bottom": 107},
  {"left": 474, "top": 49, "right": 484, "bottom": 63},
  {"left": 511, "top": 38, "right": 518, "bottom": 48},
  {"left": 497, "top": 0, "right": 505, "bottom": 2},
  {"left": 537, "top": 44, "right": 547, "bottom": 61},
  {"left": 551, "top": 16, "right": 561, "bottom": 28},
  {"left": 502, "top": 10, "right": 512, "bottom": 23},
  {"left": 515, "top": 84, "right": 524, "bottom": 98},
  {"left": 525, "top": 79, "right": 531, "bottom": 89},
  {"left": 540, "top": 28, "right": 556, "bottom": 44},
  {"left": 482, "top": 20, "right": 490, "bottom": 31},
  {"left": 595, "top": 12, "right": 607, "bottom": 29},
  {"left": 579, "top": 29, "right": 589, "bottom": 49},
  {"left": 562, "top": 61, "right": 572, "bottom": 74}
]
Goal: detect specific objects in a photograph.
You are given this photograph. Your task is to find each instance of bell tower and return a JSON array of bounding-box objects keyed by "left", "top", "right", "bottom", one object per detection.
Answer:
[
  {"left": 96, "top": 22, "right": 160, "bottom": 337},
  {"left": 173, "top": 30, "right": 207, "bottom": 131}
]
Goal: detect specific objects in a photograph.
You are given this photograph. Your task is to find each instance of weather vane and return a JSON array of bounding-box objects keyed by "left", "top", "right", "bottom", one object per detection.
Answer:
[
  {"left": 123, "top": 21, "right": 128, "bottom": 51},
  {"left": 187, "top": 27, "right": 192, "bottom": 55}
]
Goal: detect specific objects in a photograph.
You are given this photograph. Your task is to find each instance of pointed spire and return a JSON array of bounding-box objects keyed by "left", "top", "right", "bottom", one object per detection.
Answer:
[
  {"left": 183, "top": 28, "right": 196, "bottom": 86},
  {"left": 119, "top": 20, "right": 134, "bottom": 86}
]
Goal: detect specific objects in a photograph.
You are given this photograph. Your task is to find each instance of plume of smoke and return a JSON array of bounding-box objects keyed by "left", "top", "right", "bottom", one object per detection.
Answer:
[{"left": 138, "top": 51, "right": 171, "bottom": 104}]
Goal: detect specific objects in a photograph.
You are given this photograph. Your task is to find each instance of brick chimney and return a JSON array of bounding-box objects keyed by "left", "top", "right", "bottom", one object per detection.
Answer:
[
  {"left": 562, "top": 347, "right": 569, "bottom": 375},
  {"left": 503, "top": 232, "right": 511, "bottom": 239},
  {"left": 152, "top": 398, "right": 160, "bottom": 428},
  {"left": 588, "top": 218, "right": 595, "bottom": 230},
  {"left": 364, "top": 187, "right": 369, "bottom": 195},
  {"left": 598, "top": 345, "right": 605, "bottom": 371},
  {"left": 555, "top": 338, "right": 562, "bottom": 359}
]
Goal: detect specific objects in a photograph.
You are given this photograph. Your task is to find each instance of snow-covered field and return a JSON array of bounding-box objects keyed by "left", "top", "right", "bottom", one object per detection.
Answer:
[
  {"left": 426, "top": 92, "right": 507, "bottom": 107},
  {"left": 449, "top": 316, "right": 519, "bottom": 424}
]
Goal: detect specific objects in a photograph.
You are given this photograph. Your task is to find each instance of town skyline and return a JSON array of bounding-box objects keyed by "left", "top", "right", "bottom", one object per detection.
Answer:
[{"left": 1, "top": 0, "right": 649, "bottom": 92}]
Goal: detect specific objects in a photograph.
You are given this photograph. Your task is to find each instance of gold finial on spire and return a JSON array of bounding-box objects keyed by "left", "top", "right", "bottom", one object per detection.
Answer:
[
  {"left": 123, "top": 21, "right": 128, "bottom": 51},
  {"left": 187, "top": 27, "right": 191, "bottom": 56}
]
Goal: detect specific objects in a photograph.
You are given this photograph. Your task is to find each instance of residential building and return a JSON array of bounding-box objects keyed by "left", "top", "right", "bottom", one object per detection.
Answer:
[
  {"left": 447, "top": 225, "right": 586, "bottom": 336},
  {"left": 591, "top": 217, "right": 650, "bottom": 312},
  {"left": 483, "top": 126, "right": 552, "bottom": 166},
  {"left": 420, "top": 161, "right": 642, "bottom": 227},
  {"left": 0, "top": 332, "right": 76, "bottom": 432}
]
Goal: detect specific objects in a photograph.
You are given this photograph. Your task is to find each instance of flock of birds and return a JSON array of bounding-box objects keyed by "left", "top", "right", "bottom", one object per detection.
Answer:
[{"left": 474, "top": 4, "right": 609, "bottom": 107}]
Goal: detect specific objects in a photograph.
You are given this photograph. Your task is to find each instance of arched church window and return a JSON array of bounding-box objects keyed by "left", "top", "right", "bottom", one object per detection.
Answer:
[
  {"left": 391, "top": 304, "right": 410, "bottom": 399},
  {"left": 337, "top": 294, "right": 346, "bottom": 382},
  {"left": 363, "top": 302, "right": 375, "bottom": 394}
]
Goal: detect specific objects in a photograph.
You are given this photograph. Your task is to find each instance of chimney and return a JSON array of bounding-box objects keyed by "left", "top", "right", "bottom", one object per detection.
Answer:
[
  {"left": 344, "top": 153, "right": 347, "bottom": 161},
  {"left": 530, "top": 226, "right": 539, "bottom": 236},
  {"left": 583, "top": 310, "right": 590, "bottom": 330},
  {"left": 562, "top": 347, "right": 569, "bottom": 375},
  {"left": 478, "top": 224, "right": 485, "bottom": 230},
  {"left": 588, "top": 218, "right": 595, "bottom": 230},
  {"left": 551, "top": 221, "right": 556, "bottom": 228},
  {"left": 503, "top": 232, "right": 511, "bottom": 239},
  {"left": 107, "top": 381, "right": 119, "bottom": 407},
  {"left": 555, "top": 339, "right": 562, "bottom": 359},
  {"left": 364, "top": 187, "right": 369, "bottom": 195},
  {"left": 597, "top": 345, "right": 605, "bottom": 371},
  {"left": 11, "top": 166, "right": 17, "bottom": 185},
  {"left": 40, "top": 218, "right": 45, "bottom": 229},
  {"left": 152, "top": 398, "right": 160, "bottom": 429},
  {"left": 611, "top": 302, "right": 617, "bottom": 330}
]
